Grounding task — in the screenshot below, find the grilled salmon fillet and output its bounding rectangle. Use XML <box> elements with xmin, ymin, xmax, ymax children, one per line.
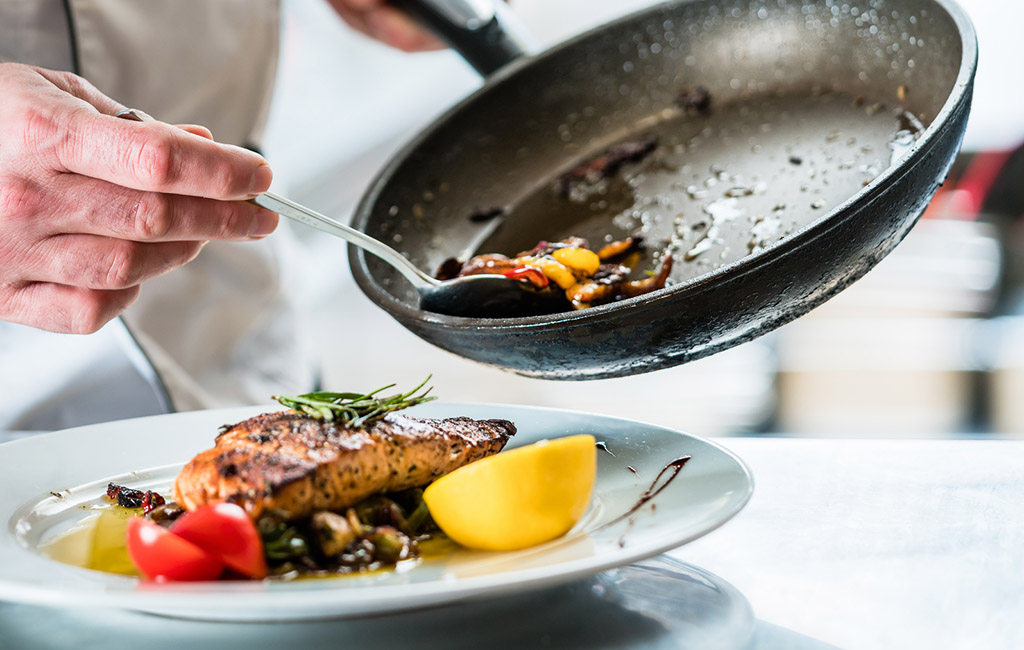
<box><xmin>174</xmin><ymin>411</ymin><xmax>515</xmax><ymax>521</ymax></box>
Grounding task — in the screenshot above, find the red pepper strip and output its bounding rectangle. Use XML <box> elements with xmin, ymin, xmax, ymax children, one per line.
<box><xmin>504</xmin><ymin>266</ymin><xmax>549</xmax><ymax>288</ymax></box>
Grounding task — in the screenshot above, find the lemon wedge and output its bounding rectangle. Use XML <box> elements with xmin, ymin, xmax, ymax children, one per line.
<box><xmin>423</xmin><ymin>434</ymin><xmax>597</xmax><ymax>551</ymax></box>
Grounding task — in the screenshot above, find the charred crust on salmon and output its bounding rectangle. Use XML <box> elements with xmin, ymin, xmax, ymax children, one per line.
<box><xmin>175</xmin><ymin>411</ymin><xmax>515</xmax><ymax>521</ymax></box>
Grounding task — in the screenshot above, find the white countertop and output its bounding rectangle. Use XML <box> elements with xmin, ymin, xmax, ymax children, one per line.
<box><xmin>676</xmin><ymin>437</ymin><xmax>1024</xmax><ymax>649</ymax></box>
<box><xmin>2</xmin><ymin>435</ymin><xmax>1020</xmax><ymax>649</ymax></box>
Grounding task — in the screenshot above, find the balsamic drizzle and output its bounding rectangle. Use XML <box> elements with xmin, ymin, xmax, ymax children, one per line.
<box><xmin>595</xmin><ymin>441</ymin><xmax>615</xmax><ymax>457</ymax></box>
<box><xmin>600</xmin><ymin>455</ymin><xmax>691</xmax><ymax>531</ymax></box>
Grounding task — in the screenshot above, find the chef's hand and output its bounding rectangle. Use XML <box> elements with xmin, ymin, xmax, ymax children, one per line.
<box><xmin>0</xmin><ymin>63</ymin><xmax>278</xmax><ymax>334</ymax></box>
<box><xmin>328</xmin><ymin>0</ymin><xmax>446</xmax><ymax>51</ymax></box>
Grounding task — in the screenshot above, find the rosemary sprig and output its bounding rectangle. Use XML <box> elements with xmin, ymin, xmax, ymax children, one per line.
<box><xmin>273</xmin><ymin>376</ymin><xmax>436</xmax><ymax>427</ymax></box>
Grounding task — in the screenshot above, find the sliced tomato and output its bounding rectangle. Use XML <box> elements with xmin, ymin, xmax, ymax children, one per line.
<box><xmin>125</xmin><ymin>517</ymin><xmax>224</xmax><ymax>582</ymax></box>
<box><xmin>170</xmin><ymin>503</ymin><xmax>267</xmax><ymax>579</ymax></box>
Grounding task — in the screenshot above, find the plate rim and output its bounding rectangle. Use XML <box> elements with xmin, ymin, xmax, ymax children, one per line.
<box><xmin>0</xmin><ymin>402</ymin><xmax>753</xmax><ymax>620</ymax></box>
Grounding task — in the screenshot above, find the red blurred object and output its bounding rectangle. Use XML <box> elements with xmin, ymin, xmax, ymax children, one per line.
<box><xmin>923</xmin><ymin>149</ymin><xmax>1016</xmax><ymax>220</ymax></box>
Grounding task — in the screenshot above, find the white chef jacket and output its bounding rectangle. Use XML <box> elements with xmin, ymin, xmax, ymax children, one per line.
<box><xmin>0</xmin><ymin>0</ymin><xmax>315</xmax><ymax>430</ymax></box>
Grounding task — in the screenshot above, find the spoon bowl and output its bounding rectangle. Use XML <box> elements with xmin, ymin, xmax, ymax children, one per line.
<box><xmin>417</xmin><ymin>274</ymin><xmax>569</xmax><ymax>318</ymax></box>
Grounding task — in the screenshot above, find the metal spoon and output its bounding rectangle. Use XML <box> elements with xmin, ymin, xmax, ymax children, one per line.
<box><xmin>253</xmin><ymin>193</ymin><xmax>567</xmax><ymax>318</ymax></box>
<box><xmin>113</xmin><ymin>108</ymin><xmax>567</xmax><ymax>318</ymax></box>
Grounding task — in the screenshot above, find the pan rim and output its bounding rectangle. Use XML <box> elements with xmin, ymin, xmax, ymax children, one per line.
<box><xmin>350</xmin><ymin>0</ymin><xmax>979</xmax><ymax>332</ymax></box>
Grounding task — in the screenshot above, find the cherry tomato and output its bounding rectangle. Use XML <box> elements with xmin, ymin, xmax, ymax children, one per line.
<box><xmin>125</xmin><ymin>517</ymin><xmax>224</xmax><ymax>582</ymax></box>
<box><xmin>504</xmin><ymin>266</ymin><xmax>549</xmax><ymax>288</ymax></box>
<box><xmin>170</xmin><ymin>503</ymin><xmax>268</xmax><ymax>579</ymax></box>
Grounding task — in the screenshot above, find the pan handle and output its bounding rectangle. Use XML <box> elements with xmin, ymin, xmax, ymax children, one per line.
<box><xmin>394</xmin><ymin>0</ymin><xmax>534</xmax><ymax>76</ymax></box>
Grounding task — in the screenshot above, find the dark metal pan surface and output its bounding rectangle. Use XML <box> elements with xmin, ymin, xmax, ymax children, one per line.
<box><xmin>350</xmin><ymin>0</ymin><xmax>977</xmax><ymax>379</ymax></box>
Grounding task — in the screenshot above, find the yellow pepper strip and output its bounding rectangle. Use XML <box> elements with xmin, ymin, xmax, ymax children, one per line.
<box><xmin>552</xmin><ymin>247</ymin><xmax>601</xmax><ymax>276</ymax></box>
<box><xmin>520</xmin><ymin>256</ymin><xmax>577</xmax><ymax>289</ymax></box>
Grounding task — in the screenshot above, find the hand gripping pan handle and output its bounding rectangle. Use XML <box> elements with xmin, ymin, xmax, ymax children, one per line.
<box><xmin>394</xmin><ymin>0</ymin><xmax>535</xmax><ymax>75</ymax></box>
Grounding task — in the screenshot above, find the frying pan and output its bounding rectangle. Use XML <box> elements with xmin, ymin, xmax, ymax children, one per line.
<box><xmin>349</xmin><ymin>0</ymin><xmax>977</xmax><ymax>379</ymax></box>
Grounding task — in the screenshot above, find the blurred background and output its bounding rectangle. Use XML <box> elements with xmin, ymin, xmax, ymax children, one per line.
<box><xmin>262</xmin><ymin>0</ymin><xmax>1024</xmax><ymax>438</ymax></box>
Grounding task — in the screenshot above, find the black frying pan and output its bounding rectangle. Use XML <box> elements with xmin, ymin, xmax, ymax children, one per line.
<box><xmin>350</xmin><ymin>0</ymin><xmax>977</xmax><ymax>379</ymax></box>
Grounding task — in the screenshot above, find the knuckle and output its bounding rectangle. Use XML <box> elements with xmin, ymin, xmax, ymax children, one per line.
<box><xmin>98</xmin><ymin>241</ymin><xmax>144</xmax><ymax>289</ymax></box>
<box><xmin>71</xmin><ymin>288</ymin><xmax>138</xmax><ymax>334</ymax></box>
<box><xmin>47</xmin><ymin>69</ymin><xmax>91</xmax><ymax>100</ymax></box>
<box><xmin>0</xmin><ymin>285</ymin><xmax>20</xmax><ymax>323</ymax></box>
<box><xmin>128</xmin><ymin>131</ymin><xmax>176</xmax><ymax>189</ymax></box>
<box><xmin>17</xmin><ymin>102</ymin><xmax>63</xmax><ymax>153</ymax></box>
<box><xmin>215</xmin><ymin>203</ymin><xmax>247</xmax><ymax>239</ymax></box>
<box><xmin>0</xmin><ymin>284</ymin><xmax>46</xmax><ymax>331</ymax></box>
<box><xmin>0</xmin><ymin>177</ymin><xmax>40</xmax><ymax>219</ymax></box>
<box><xmin>2</xmin><ymin>66</ymin><xmax>91</xmax><ymax>155</ymax></box>
<box><xmin>58</xmin><ymin>71</ymin><xmax>96</xmax><ymax>99</ymax></box>
<box><xmin>130</xmin><ymin>193</ymin><xmax>173</xmax><ymax>240</ymax></box>
<box><xmin>71</xmin><ymin>297</ymin><xmax>107</xmax><ymax>334</ymax></box>
<box><xmin>177</xmin><ymin>240</ymin><xmax>204</xmax><ymax>265</ymax></box>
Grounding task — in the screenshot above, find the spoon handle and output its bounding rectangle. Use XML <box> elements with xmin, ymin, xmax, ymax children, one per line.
<box><xmin>252</xmin><ymin>193</ymin><xmax>436</xmax><ymax>289</ymax></box>
<box><xmin>113</xmin><ymin>108</ymin><xmax>436</xmax><ymax>290</ymax></box>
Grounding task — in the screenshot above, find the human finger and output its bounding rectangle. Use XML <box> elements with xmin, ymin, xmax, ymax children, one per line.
<box><xmin>28</xmin><ymin>66</ymin><xmax>245</xmax><ymax>193</ymax></box>
<box><xmin>330</xmin><ymin>2</ymin><xmax>445</xmax><ymax>52</ymax></box>
<box><xmin>36</xmin><ymin>174</ymin><xmax>278</xmax><ymax>242</ymax></box>
<box><xmin>49</xmin><ymin>114</ymin><xmax>273</xmax><ymax>201</ymax></box>
<box><xmin>31</xmin><ymin>68</ymin><xmax>218</xmax><ymax>149</ymax></box>
<box><xmin>0</xmin><ymin>281</ymin><xmax>140</xmax><ymax>335</ymax></box>
<box><xmin>365</xmin><ymin>6</ymin><xmax>446</xmax><ymax>52</ymax></box>
<box><xmin>24</xmin><ymin>234</ymin><xmax>204</xmax><ymax>291</ymax></box>
<box><xmin>31</xmin><ymin>66</ymin><xmax>128</xmax><ymax>117</ymax></box>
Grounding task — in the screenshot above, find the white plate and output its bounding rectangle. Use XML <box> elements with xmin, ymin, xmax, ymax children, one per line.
<box><xmin>0</xmin><ymin>403</ymin><xmax>752</xmax><ymax>621</ymax></box>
